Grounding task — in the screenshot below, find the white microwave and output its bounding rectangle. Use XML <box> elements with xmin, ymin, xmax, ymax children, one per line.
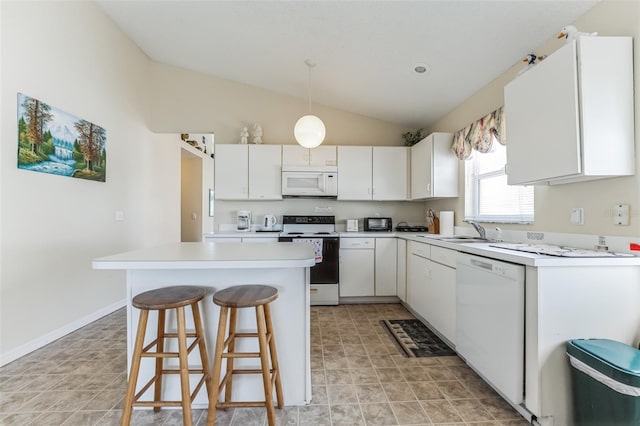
<box><xmin>281</xmin><ymin>166</ymin><xmax>338</xmax><ymax>198</ymax></box>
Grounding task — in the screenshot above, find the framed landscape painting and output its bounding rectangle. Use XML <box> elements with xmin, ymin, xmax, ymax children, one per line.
<box><xmin>17</xmin><ymin>93</ymin><xmax>107</xmax><ymax>182</ymax></box>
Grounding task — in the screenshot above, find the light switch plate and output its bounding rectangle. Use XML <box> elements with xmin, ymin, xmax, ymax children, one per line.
<box><xmin>570</xmin><ymin>208</ymin><xmax>584</xmax><ymax>225</ymax></box>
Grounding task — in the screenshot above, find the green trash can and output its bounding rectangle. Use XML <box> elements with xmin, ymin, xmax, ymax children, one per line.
<box><xmin>567</xmin><ymin>339</ymin><xmax>640</xmax><ymax>425</ymax></box>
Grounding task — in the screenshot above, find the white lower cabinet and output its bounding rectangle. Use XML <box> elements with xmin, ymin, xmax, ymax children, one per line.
<box><xmin>375</xmin><ymin>238</ymin><xmax>397</xmax><ymax>296</ymax></box>
<box><xmin>396</xmin><ymin>239</ymin><xmax>407</xmax><ymax>302</ymax></box>
<box><xmin>339</xmin><ymin>238</ymin><xmax>375</xmax><ymax>297</ymax></box>
<box><xmin>407</xmin><ymin>241</ymin><xmax>430</xmax><ymax>320</ymax></box>
<box><xmin>426</xmin><ymin>249</ymin><xmax>456</xmax><ymax>345</ymax></box>
<box><xmin>406</xmin><ymin>241</ymin><xmax>456</xmax><ymax>345</ymax></box>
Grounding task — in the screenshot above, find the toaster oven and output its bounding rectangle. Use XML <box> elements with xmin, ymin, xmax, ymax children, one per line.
<box><xmin>364</xmin><ymin>217</ymin><xmax>392</xmax><ymax>232</ymax></box>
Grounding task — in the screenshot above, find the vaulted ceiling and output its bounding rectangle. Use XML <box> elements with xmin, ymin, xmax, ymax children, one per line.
<box><xmin>97</xmin><ymin>1</ymin><xmax>599</xmax><ymax>129</ymax></box>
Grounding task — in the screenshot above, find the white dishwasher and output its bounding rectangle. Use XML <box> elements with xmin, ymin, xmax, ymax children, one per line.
<box><xmin>456</xmin><ymin>253</ymin><xmax>525</xmax><ymax>405</ymax></box>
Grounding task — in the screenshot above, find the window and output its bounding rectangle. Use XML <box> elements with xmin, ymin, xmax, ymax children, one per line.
<box><xmin>464</xmin><ymin>141</ymin><xmax>534</xmax><ymax>223</ymax></box>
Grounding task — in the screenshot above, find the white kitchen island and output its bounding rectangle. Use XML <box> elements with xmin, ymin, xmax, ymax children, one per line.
<box><xmin>92</xmin><ymin>242</ymin><xmax>316</xmax><ymax>408</ymax></box>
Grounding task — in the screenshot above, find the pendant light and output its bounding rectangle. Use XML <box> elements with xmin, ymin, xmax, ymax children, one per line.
<box><xmin>294</xmin><ymin>60</ymin><xmax>326</xmax><ymax>148</ymax></box>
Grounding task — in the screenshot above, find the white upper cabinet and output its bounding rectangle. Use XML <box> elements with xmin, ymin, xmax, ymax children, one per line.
<box><xmin>338</xmin><ymin>146</ymin><xmax>409</xmax><ymax>200</ymax></box>
<box><xmin>504</xmin><ymin>37</ymin><xmax>634</xmax><ymax>185</ymax></box>
<box><xmin>282</xmin><ymin>145</ymin><xmax>337</xmax><ymax>167</ymax></box>
<box><xmin>373</xmin><ymin>147</ymin><xmax>409</xmax><ymax>200</ymax></box>
<box><xmin>248</xmin><ymin>145</ymin><xmax>282</xmax><ymax>199</ymax></box>
<box><xmin>214</xmin><ymin>145</ymin><xmax>249</xmax><ymax>199</ymax></box>
<box><xmin>337</xmin><ymin>146</ymin><xmax>372</xmax><ymax>200</ymax></box>
<box><xmin>410</xmin><ymin>133</ymin><xmax>458</xmax><ymax>199</ymax></box>
<box><xmin>215</xmin><ymin>145</ymin><xmax>282</xmax><ymax>200</ymax></box>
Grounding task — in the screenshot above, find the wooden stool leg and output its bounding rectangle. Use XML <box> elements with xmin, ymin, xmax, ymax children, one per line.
<box><xmin>191</xmin><ymin>301</ymin><xmax>212</xmax><ymax>396</ymax></box>
<box><xmin>224</xmin><ymin>307</ymin><xmax>238</xmax><ymax>405</ymax></box>
<box><xmin>264</xmin><ymin>303</ymin><xmax>283</xmax><ymax>408</ymax></box>
<box><xmin>153</xmin><ymin>309</ymin><xmax>166</xmax><ymax>412</ymax></box>
<box><xmin>207</xmin><ymin>306</ymin><xmax>229</xmax><ymax>426</ymax></box>
<box><xmin>176</xmin><ymin>306</ymin><xmax>193</xmax><ymax>426</ymax></box>
<box><xmin>256</xmin><ymin>305</ymin><xmax>276</xmax><ymax>426</ymax></box>
<box><xmin>121</xmin><ymin>309</ymin><xmax>149</xmax><ymax>426</ymax></box>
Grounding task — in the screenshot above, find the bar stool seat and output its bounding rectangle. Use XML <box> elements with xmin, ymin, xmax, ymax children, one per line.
<box><xmin>207</xmin><ymin>285</ymin><xmax>283</xmax><ymax>426</ymax></box>
<box><xmin>121</xmin><ymin>286</ymin><xmax>211</xmax><ymax>426</ymax></box>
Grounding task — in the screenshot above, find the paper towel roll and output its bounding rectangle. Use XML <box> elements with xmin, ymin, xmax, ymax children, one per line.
<box><xmin>439</xmin><ymin>211</ymin><xmax>454</xmax><ymax>236</ymax></box>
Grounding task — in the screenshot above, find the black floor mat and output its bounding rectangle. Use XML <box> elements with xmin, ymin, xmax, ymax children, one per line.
<box><xmin>381</xmin><ymin>319</ymin><xmax>456</xmax><ymax>358</ymax></box>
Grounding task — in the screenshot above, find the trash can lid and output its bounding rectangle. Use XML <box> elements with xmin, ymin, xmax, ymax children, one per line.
<box><xmin>567</xmin><ymin>339</ymin><xmax>640</xmax><ymax>388</ymax></box>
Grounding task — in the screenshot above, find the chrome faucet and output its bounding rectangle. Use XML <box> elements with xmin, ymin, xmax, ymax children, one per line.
<box><xmin>467</xmin><ymin>220</ymin><xmax>486</xmax><ymax>240</ymax></box>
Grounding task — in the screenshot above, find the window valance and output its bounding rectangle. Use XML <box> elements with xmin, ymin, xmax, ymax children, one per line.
<box><xmin>451</xmin><ymin>106</ymin><xmax>505</xmax><ymax>160</ymax></box>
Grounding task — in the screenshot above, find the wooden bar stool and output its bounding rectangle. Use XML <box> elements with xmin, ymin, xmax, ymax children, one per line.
<box><xmin>121</xmin><ymin>286</ymin><xmax>211</xmax><ymax>426</ymax></box>
<box><xmin>206</xmin><ymin>285</ymin><xmax>283</xmax><ymax>426</ymax></box>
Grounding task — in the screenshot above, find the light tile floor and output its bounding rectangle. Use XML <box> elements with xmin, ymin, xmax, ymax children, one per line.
<box><xmin>0</xmin><ymin>304</ymin><xmax>529</xmax><ymax>425</ymax></box>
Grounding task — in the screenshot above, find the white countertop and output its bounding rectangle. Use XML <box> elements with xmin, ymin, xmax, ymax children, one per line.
<box><xmin>198</xmin><ymin>231</ymin><xmax>640</xmax><ymax>267</ymax></box>
<box><xmin>93</xmin><ymin>242</ymin><xmax>316</xmax><ymax>270</ymax></box>
<box><xmin>397</xmin><ymin>234</ymin><xmax>640</xmax><ymax>267</ymax></box>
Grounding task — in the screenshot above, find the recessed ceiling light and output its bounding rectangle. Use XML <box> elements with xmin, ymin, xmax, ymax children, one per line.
<box><xmin>413</xmin><ymin>63</ymin><xmax>431</xmax><ymax>74</ymax></box>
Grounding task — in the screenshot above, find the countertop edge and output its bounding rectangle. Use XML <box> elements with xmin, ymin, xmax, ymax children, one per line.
<box><xmin>92</xmin><ymin>242</ymin><xmax>316</xmax><ymax>270</ymax></box>
<box><xmin>396</xmin><ymin>235</ymin><xmax>640</xmax><ymax>267</ymax></box>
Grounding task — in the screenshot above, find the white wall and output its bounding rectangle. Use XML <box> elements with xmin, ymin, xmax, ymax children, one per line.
<box><xmin>426</xmin><ymin>0</ymin><xmax>640</xmax><ymax>238</ymax></box>
<box><xmin>0</xmin><ymin>2</ymin><xmax>178</xmax><ymax>363</ymax></box>
<box><xmin>181</xmin><ymin>154</ymin><xmax>203</xmax><ymax>242</ymax></box>
<box><xmin>146</xmin><ymin>62</ymin><xmax>410</xmax><ymax>147</ymax></box>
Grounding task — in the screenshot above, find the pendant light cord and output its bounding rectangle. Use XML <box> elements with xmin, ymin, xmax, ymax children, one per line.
<box><xmin>305</xmin><ymin>59</ymin><xmax>316</xmax><ymax>114</ymax></box>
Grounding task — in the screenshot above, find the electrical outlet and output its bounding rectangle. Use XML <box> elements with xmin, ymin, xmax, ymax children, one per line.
<box><xmin>613</xmin><ymin>204</ymin><xmax>630</xmax><ymax>226</ymax></box>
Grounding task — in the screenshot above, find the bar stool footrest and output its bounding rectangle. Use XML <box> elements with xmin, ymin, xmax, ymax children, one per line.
<box><xmin>216</xmin><ymin>401</ymin><xmax>278</xmax><ymax>409</ymax></box>
<box><xmin>134</xmin><ymin>371</ymin><xmax>209</xmax><ymax>404</ymax></box>
<box><xmin>142</xmin><ymin>336</ymin><xmax>202</xmax><ymax>358</ymax></box>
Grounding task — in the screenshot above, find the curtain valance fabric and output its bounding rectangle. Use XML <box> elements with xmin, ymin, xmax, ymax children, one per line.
<box><xmin>451</xmin><ymin>106</ymin><xmax>505</xmax><ymax>160</ymax></box>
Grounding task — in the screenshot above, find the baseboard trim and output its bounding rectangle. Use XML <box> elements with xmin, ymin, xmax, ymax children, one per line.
<box><xmin>339</xmin><ymin>296</ymin><xmax>400</xmax><ymax>304</ymax></box>
<box><xmin>0</xmin><ymin>299</ymin><xmax>126</xmax><ymax>367</ymax></box>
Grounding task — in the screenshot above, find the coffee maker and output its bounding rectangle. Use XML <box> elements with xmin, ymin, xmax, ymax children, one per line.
<box><xmin>237</xmin><ymin>210</ymin><xmax>251</xmax><ymax>232</ymax></box>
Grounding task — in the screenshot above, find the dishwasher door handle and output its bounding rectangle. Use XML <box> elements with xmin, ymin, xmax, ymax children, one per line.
<box><xmin>470</xmin><ymin>258</ymin><xmax>493</xmax><ymax>271</ymax></box>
